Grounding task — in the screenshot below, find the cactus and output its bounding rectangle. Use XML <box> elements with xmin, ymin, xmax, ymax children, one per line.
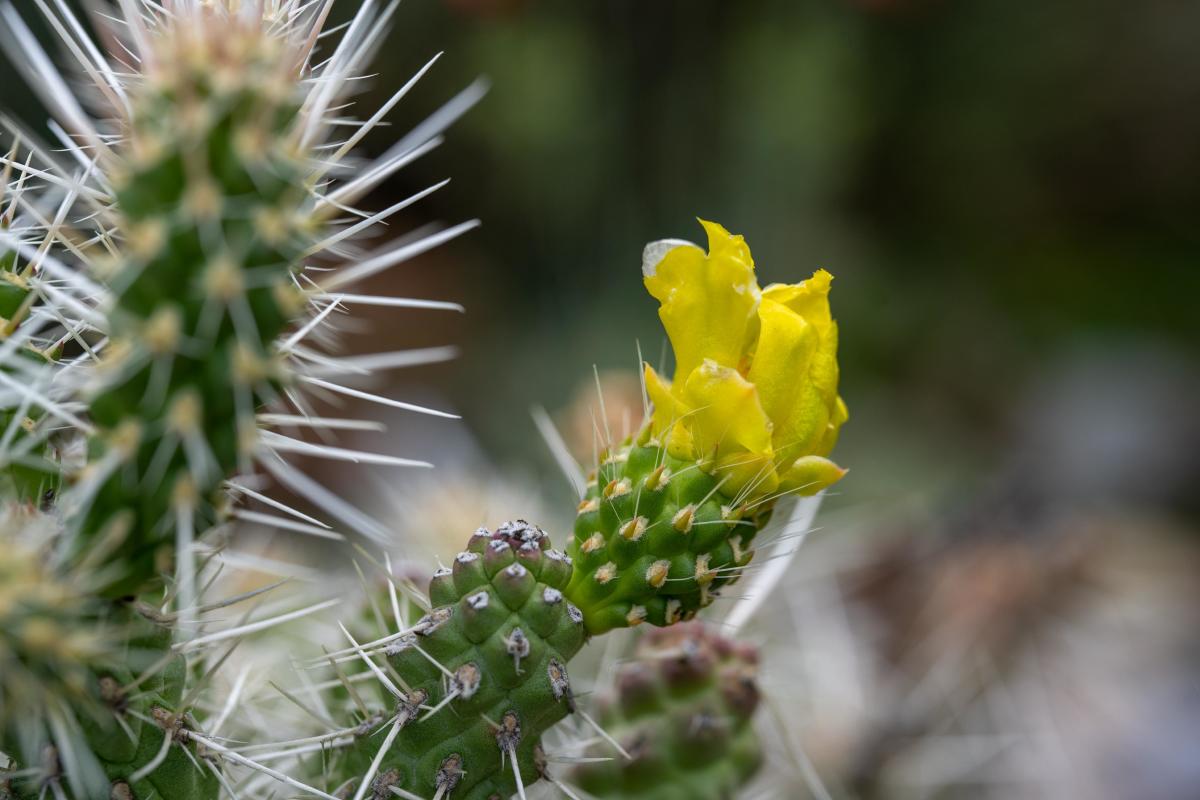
<box><xmin>0</xmin><ymin>2</ymin><xmax>848</xmax><ymax>798</ymax></box>
<box><xmin>572</xmin><ymin>623</ymin><xmax>763</xmax><ymax>800</ymax></box>
<box><xmin>320</xmin><ymin>522</ymin><xmax>585</xmax><ymax>799</ymax></box>
<box><xmin>0</xmin><ymin>0</ymin><xmax>475</xmax><ymax>797</ymax></box>
<box><xmin>564</xmin><ymin>221</ymin><xmax>848</xmax><ymax>633</ymax></box>
<box><xmin>247</xmin><ymin>219</ymin><xmax>848</xmax><ymax>798</ymax></box>
<box><xmin>71</xmin><ymin>9</ymin><xmax>316</xmax><ymax>594</ymax></box>
<box><xmin>0</xmin><ymin>507</ymin><xmax>217</xmax><ymax>800</ymax></box>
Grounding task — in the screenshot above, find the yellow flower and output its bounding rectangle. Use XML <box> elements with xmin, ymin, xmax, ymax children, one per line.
<box><xmin>642</xmin><ymin>220</ymin><xmax>848</xmax><ymax>499</ymax></box>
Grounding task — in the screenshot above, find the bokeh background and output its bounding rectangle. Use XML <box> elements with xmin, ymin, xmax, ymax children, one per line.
<box><xmin>7</xmin><ymin>0</ymin><xmax>1199</xmax><ymax>797</ymax></box>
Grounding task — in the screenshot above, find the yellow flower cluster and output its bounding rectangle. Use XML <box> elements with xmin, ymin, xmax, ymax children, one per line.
<box><xmin>642</xmin><ymin>220</ymin><xmax>848</xmax><ymax>500</ymax></box>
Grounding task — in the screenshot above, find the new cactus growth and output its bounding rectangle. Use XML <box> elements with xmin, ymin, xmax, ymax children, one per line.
<box><xmin>565</xmin><ymin>221</ymin><xmax>848</xmax><ymax>632</ymax></box>
<box><xmin>572</xmin><ymin>623</ymin><xmax>763</xmax><ymax>800</ymax></box>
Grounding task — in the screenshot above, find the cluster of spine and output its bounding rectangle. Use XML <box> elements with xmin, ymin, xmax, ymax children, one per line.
<box><xmin>46</xmin><ymin>615</ymin><xmax>217</xmax><ymax>800</ymax></box>
<box><xmin>572</xmin><ymin>623</ymin><xmax>763</xmax><ymax>800</ymax></box>
<box><xmin>321</xmin><ymin>522</ymin><xmax>586</xmax><ymax>799</ymax></box>
<box><xmin>0</xmin><ymin>510</ymin><xmax>108</xmax><ymax>748</ymax></box>
<box><xmin>0</xmin><ymin>508</ymin><xmax>215</xmax><ymax>800</ymax></box>
<box><xmin>564</xmin><ymin>432</ymin><xmax>766</xmax><ymax>634</ymax></box>
<box><xmin>0</xmin><ymin>159</ymin><xmax>64</xmax><ymax>505</ymax></box>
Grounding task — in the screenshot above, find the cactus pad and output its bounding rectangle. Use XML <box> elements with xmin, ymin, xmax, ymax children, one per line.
<box><xmin>564</xmin><ymin>438</ymin><xmax>767</xmax><ymax>634</ymax></box>
<box><xmin>326</xmin><ymin>521</ymin><xmax>586</xmax><ymax>799</ymax></box>
<box><xmin>572</xmin><ymin>623</ymin><xmax>762</xmax><ymax>800</ymax></box>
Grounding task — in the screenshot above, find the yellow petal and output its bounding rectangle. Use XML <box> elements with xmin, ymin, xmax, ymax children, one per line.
<box><xmin>779</xmin><ymin>455</ymin><xmax>847</xmax><ymax>496</ymax></box>
<box><xmin>643</xmin><ymin>363</ymin><xmax>690</xmax><ymax>438</ymax></box>
<box><xmin>762</xmin><ymin>269</ymin><xmax>833</xmax><ymax>334</ymax></box>
<box><xmin>747</xmin><ymin>297</ymin><xmax>818</xmax><ymax>432</ymax></box>
<box><xmin>763</xmin><ymin>314</ymin><xmax>840</xmax><ymax>460</ymax></box>
<box><xmin>644</xmin><ymin>220</ymin><xmax>759</xmax><ymax>380</ymax></box>
<box><xmin>814</xmin><ymin>395</ymin><xmax>849</xmax><ymax>457</ymax></box>
<box><xmin>715</xmin><ymin>451</ymin><xmax>779</xmax><ymax>499</ymax></box>
<box><xmin>665</xmin><ymin>420</ymin><xmax>695</xmax><ymax>461</ymax></box>
<box><xmin>682</xmin><ymin>359</ymin><xmax>773</xmax><ymax>459</ymax></box>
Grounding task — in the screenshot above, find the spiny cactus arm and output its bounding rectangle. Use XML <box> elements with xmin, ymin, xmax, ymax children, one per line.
<box><xmin>317</xmin><ymin>522</ymin><xmax>586</xmax><ymax>800</ymax></box>
<box><xmin>0</xmin><ymin>507</ymin><xmax>223</xmax><ymax>800</ymax></box>
<box><xmin>564</xmin><ymin>220</ymin><xmax>848</xmax><ymax>633</ymax></box>
<box><xmin>571</xmin><ymin>623</ymin><xmax>763</xmax><ymax>800</ymax></box>
<box><xmin>0</xmin><ymin>0</ymin><xmax>475</xmax><ymax>597</ymax></box>
<box><xmin>1</xmin><ymin>0</ymin><xmax>478</xmax><ymax>796</ymax></box>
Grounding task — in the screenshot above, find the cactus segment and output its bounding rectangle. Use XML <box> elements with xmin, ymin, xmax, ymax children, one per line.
<box><xmin>564</xmin><ymin>439</ymin><xmax>766</xmax><ymax>634</ymax></box>
<box><xmin>564</xmin><ymin>221</ymin><xmax>849</xmax><ymax>633</ymax></box>
<box><xmin>1</xmin><ymin>510</ymin><xmax>217</xmax><ymax>800</ymax></box>
<box><xmin>73</xmin><ymin>18</ymin><xmax>314</xmax><ymax>595</ymax></box>
<box><xmin>324</xmin><ymin>522</ymin><xmax>585</xmax><ymax>800</ymax></box>
<box><xmin>572</xmin><ymin>623</ymin><xmax>762</xmax><ymax>800</ymax></box>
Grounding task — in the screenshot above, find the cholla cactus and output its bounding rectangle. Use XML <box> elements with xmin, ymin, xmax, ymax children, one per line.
<box><xmin>572</xmin><ymin>623</ymin><xmax>763</xmax><ymax>800</ymax></box>
<box><xmin>0</xmin><ymin>0</ymin><xmax>475</xmax><ymax>797</ymax></box>
<box><xmin>0</xmin><ymin>1</ymin><xmax>848</xmax><ymax>797</ymax></box>
<box><xmin>319</xmin><ymin>522</ymin><xmax>585</xmax><ymax>799</ymax></box>
<box><xmin>268</xmin><ymin>223</ymin><xmax>846</xmax><ymax>799</ymax></box>
<box><xmin>565</xmin><ymin>221</ymin><xmax>848</xmax><ymax>632</ymax></box>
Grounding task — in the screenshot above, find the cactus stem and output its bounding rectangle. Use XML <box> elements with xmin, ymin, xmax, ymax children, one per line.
<box><xmin>129</xmin><ymin>727</ymin><xmax>175</xmax><ymax>783</ymax></box>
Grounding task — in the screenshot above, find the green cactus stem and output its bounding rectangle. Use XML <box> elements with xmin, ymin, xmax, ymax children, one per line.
<box><xmin>572</xmin><ymin>623</ymin><xmax>763</xmax><ymax>800</ymax></box>
<box><xmin>0</xmin><ymin>509</ymin><xmax>218</xmax><ymax>800</ymax></box>
<box><xmin>564</xmin><ymin>434</ymin><xmax>766</xmax><ymax>634</ymax></box>
<box><xmin>72</xmin><ymin>23</ymin><xmax>313</xmax><ymax>596</ymax></box>
<box><xmin>323</xmin><ymin>521</ymin><xmax>586</xmax><ymax>800</ymax></box>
